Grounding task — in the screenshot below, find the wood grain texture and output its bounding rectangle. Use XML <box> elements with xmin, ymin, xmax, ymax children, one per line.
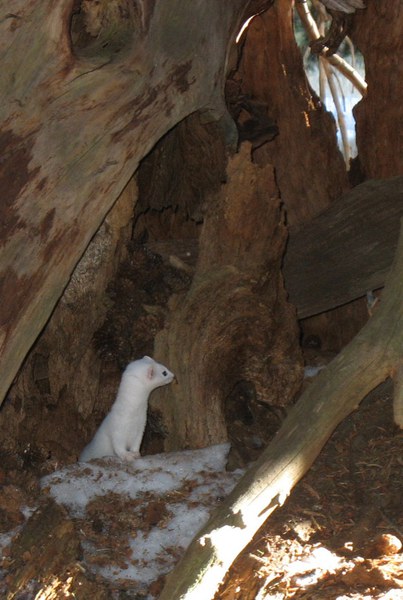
<box><xmin>154</xmin><ymin>145</ymin><xmax>303</xmax><ymax>453</ymax></box>
<box><xmin>284</xmin><ymin>176</ymin><xmax>403</xmax><ymax>317</ymax></box>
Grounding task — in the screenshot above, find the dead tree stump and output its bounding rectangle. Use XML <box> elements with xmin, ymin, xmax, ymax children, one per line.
<box><xmin>154</xmin><ymin>144</ymin><xmax>303</xmax><ymax>458</ymax></box>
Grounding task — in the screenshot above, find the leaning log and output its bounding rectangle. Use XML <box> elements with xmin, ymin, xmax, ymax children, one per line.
<box><xmin>159</xmin><ymin>217</ymin><xmax>403</xmax><ymax>599</ymax></box>
<box><xmin>0</xmin><ymin>0</ymin><xmax>245</xmax><ymax>406</ymax></box>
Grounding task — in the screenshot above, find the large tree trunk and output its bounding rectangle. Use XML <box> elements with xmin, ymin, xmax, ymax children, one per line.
<box><xmin>159</xmin><ymin>217</ymin><xmax>403</xmax><ymax>600</ymax></box>
<box><xmin>152</xmin><ymin>0</ymin><xmax>357</xmax><ymax>459</ymax></box>
<box><xmin>0</xmin><ymin>0</ymin><xmax>246</xmax><ymax>406</ymax></box>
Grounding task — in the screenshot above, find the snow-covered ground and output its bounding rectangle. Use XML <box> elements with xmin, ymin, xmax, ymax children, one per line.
<box><xmin>40</xmin><ymin>443</ymin><xmax>243</xmax><ymax>596</ymax></box>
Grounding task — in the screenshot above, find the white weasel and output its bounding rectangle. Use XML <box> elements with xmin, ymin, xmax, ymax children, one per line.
<box><xmin>79</xmin><ymin>356</ymin><xmax>174</xmax><ymax>462</ymax></box>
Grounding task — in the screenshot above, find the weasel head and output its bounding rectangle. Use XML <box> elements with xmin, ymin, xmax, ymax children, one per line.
<box><xmin>123</xmin><ymin>356</ymin><xmax>175</xmax><ymax>391</ymax></box>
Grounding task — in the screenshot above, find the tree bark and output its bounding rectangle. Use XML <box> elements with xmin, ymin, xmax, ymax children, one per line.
<box><xmin>0</xmin><ymin>180</ymin><xmax>136</xmax><ymax>462</ymax></box>
<box><xmin>0</xmin><ymin>0</ymin><xmax>245</xmax><ymax>406</ymax></box>
<box><xmin>159</xmin><ymin>216</ymin><xmax>403</xmax><ymax>599</ymax></box>
<box><xmin>352</xmin><ymin>0</ymin><xmax>403</xmax><ymax>179</ymax></box>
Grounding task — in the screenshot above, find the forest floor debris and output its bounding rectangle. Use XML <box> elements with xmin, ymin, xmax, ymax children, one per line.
<box><xmin>216</xmin><ymin>379</ymin><xmax>403</xmax><ymax>599</ymax></box>
<box><xmin>0</xmin><ymin>380</ymin><xmax>402</xmax><ymax>599</ymax></box>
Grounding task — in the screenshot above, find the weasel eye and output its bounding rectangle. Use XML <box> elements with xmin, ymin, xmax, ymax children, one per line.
<box><xmin>162</xmin><ymin>370</ymin><xmax>167</xmax><ymax>376</ymax></box>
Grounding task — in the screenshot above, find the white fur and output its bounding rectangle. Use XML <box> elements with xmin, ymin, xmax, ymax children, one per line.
<box><xmin>79</xmin><ymin>356</ymin><xmax>174</xmax><ymax>462</ymax></box>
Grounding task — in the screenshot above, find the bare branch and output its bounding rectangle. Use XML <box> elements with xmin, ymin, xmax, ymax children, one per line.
<box><xmin>322</xmin><ymin>58</ymin><xmax>351</xmax><ymax>162</ymax></box>
<box><xmin>295</xmin><ymin>0</ymin><xmax>367</xmax><ymax>95</ymax></box>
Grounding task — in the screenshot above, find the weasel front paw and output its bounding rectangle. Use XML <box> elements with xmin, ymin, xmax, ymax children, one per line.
<box><xmin>117</xmin><ymin>450</ymin><xmax>140</xmax><ymax>461</ymax></box>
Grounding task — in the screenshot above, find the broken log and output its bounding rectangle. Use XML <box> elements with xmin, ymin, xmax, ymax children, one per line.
<box><xmin>159</xmin><ymin>217</ymin><xmax>403</xmax><ymax>599</ymax></box>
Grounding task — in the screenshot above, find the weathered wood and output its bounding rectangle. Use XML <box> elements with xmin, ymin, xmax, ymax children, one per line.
<box><xmin>0</xmin><ymin>181</ymin><xmax>136</xmax><ymax>462</ymax></box>
<box><xmin>236</xmin><ymin>0</ymin><xmax>349</xmax><ymax>226</ymax></box>
<box><xmin>159</xmin><ymin>217</ymin><xmax>403</xmax><ymax>600</ymax></box>
<box><xmin>284</xmin><ymin>176</ymin><xmax>403</xmax><ymax>318</ymax></box>
<box><xmin>0</xmin><ymin>0</ymin><xmax>245</xmax><ymax>406</ymax></box>
<box><xmin>154</xmin><ymin>144</ymin><xmax>303</xmax><ymax>455</ymax></box>
<box><xmin>147</xmin><ymin>177</ymin><xmax>403</xmax><ymax>319</ymax></box>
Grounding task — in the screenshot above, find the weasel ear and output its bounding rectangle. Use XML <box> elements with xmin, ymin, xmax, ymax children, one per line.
<box><xmin>146</xmin><ymin>366</ymin><xmax>155</xmax><ymax>380</ymax></box>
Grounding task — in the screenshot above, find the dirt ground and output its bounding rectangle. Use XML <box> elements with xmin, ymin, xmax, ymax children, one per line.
<box><xmin>0</xmin><ymin>380</ymin><xmax>402</xmax><ymax>599</ymax></box>
<box><xmin>217</xmin><ymin>379</ymin><xmax>403</xmax><ymax>599</ymax></box>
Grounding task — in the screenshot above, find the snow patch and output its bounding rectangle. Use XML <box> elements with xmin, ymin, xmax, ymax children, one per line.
<box><xmin>40</xmin><ymin>443</ymin><xmax>243</xmax><ymax>596</ymax></box>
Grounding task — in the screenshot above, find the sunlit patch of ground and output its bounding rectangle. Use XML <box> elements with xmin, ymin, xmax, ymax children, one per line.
<box><xmin>217</xmin><ymin>380</ymin><xmax>403</xmax><ymax>599</ymax></box>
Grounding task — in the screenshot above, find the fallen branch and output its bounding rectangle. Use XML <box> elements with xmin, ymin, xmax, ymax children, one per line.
<box><xmin>159</xmin><ymin>218</ymin><xmax>403</xmax><ymax>599</ymax></box>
